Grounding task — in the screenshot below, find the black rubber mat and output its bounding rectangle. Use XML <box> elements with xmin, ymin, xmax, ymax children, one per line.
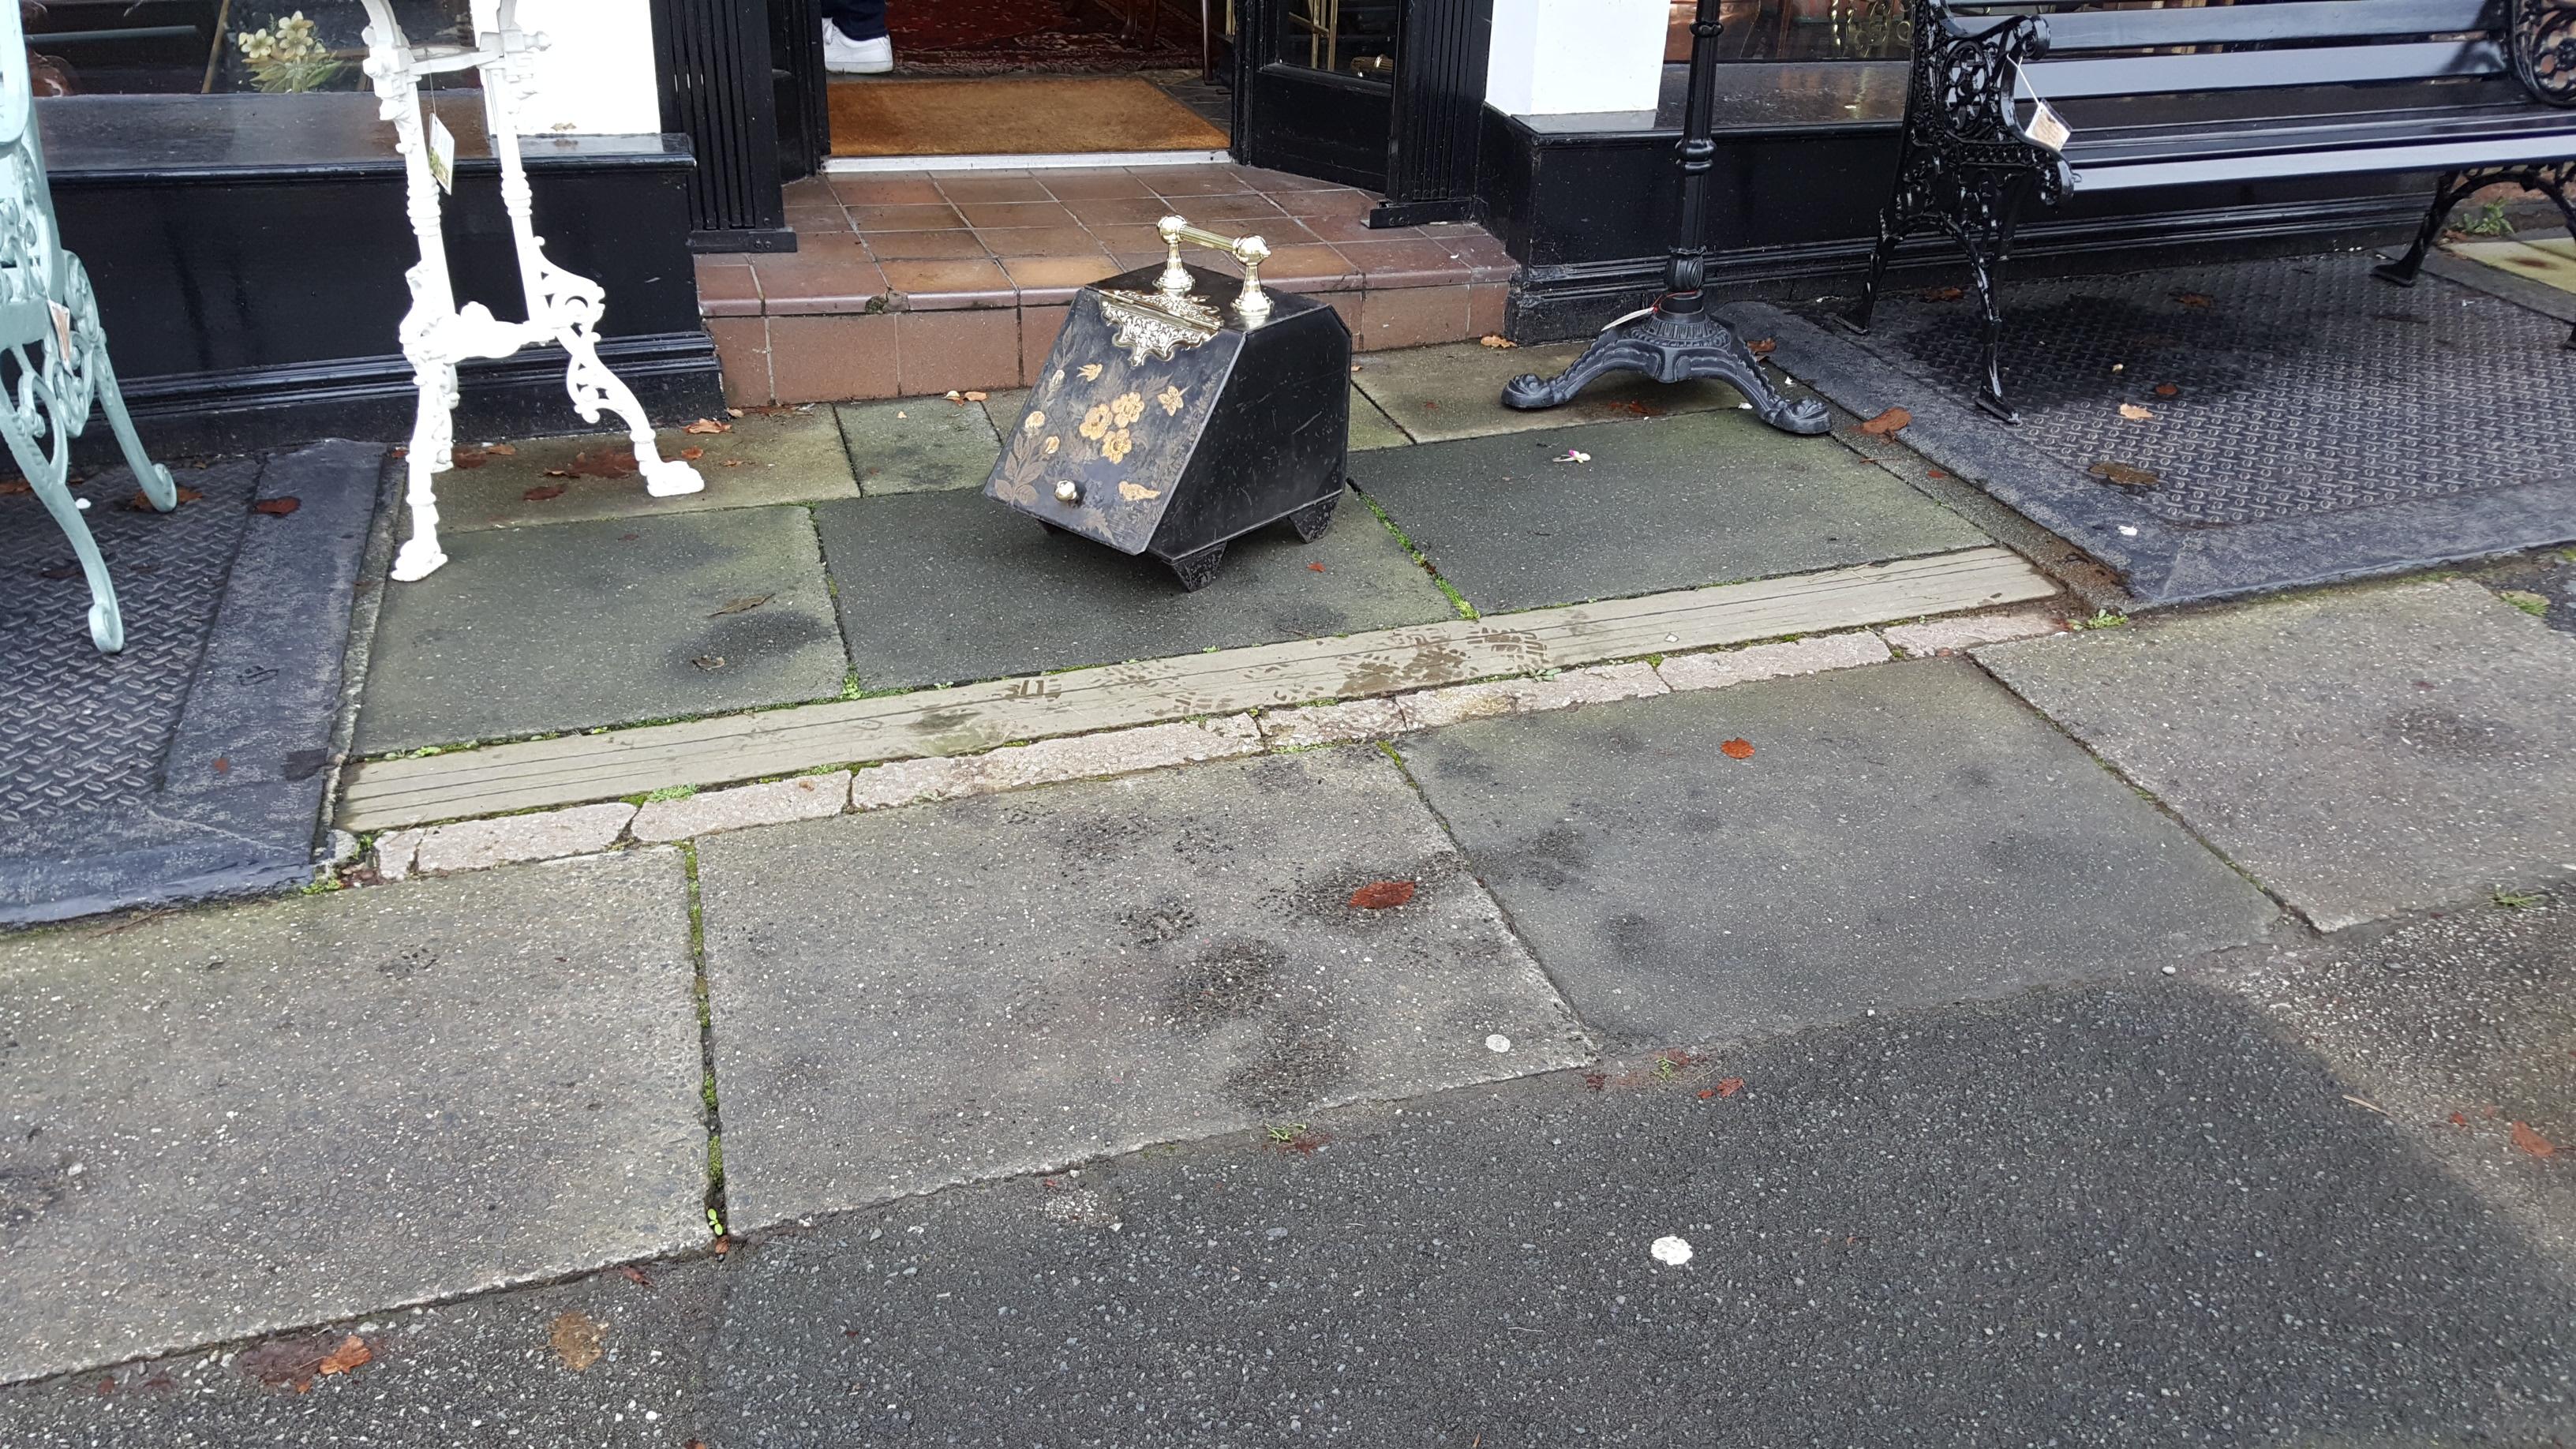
<box><xmin>0</xmin><ymin>441</ymin><xmax>383</xmax><ymax>924</ymax></box>
<box><xmin>1739</xmin><ymin>251</ymin><xmax>2576</xmax><ymax>604</ymax></box>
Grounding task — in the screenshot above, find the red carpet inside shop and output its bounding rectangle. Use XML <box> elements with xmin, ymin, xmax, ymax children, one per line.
<box><xmin>889</xmin><ymin>0</ymin><xmax>1204</xmax><ymax>73</ymax></box>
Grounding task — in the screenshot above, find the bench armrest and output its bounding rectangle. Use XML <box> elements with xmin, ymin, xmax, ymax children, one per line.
<box><xmin>1898</xmin><ymin>2</ymin><xmax>2072</xmax><ymax>200</ymax></box>
<box><xmin>2512</xmin><ymin>0</ymin><xmax>2576</xmax><ymax>107</ymax></box>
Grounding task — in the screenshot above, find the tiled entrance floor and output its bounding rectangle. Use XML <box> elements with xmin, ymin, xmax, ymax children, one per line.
<box><xmin>698</xmin><ymin>163</ymin><xmax>1517</xmax><ymax>406</ymax></box>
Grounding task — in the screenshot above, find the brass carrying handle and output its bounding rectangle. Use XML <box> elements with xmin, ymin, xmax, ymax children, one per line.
<box><xmin>1155</xmin><ymin>215</ymin><xmax>1273</xmax><ymax>323</ymax></box>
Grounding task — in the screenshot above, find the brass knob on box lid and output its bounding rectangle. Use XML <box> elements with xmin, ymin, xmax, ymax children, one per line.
<box><xmin>1054</xmin><ymin>479</ymin><xmax>1081</xmax><ymax>503</ymax></box>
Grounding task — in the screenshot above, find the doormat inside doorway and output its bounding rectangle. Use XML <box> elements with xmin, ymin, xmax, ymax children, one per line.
<box><xmin>829</xmin><ymin>76</ymin><xmax>1228</xmax><ymax>157</ymax></box>
<box><xmin>888</xmin><ymin>0</ymin><xmax>1204</xmax><ymax>75</ymax></box>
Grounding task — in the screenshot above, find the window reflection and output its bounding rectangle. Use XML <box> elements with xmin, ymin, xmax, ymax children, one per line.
<box><xmin>22</xmin><ymin>0</ymin><xmax>466</xmax><ymax>96</ymax></box>
<box><xmin>1277</xmin><ymin>0</ymin><xmax>1397</xmax><ymax>81</ymax></box>
<box><xmin>1671</xmin><ymin>0</ymin><xmax>1913</xmax><ymax>63</ymax></box>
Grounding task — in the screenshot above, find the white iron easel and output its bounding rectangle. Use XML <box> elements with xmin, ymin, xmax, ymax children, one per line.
<box><xmin>357</xmin><ymin>0</ymin><xmax>702</xmax><ymax>582</ymax></box>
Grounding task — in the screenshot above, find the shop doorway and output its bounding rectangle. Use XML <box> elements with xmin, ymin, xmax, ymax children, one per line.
<box><xmin>825</xmin><ymin>1</ymin><xmax>1230</xmax><ymax>167</ymax></box>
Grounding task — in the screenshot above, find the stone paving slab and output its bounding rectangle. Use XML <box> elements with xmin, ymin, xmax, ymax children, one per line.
<box><xmin>2454</xmin><ymin>238</ymin><xmax>2576</xmax><ymax>297</ymax></box>
<box><xmin>429</xmin><ymin>411</ymin><xmax>856</xmax><ymax>532</ymax></box>
<box><xmin>1350</xmin><ymin>339</ymin><xmax>1750</xmax><ymax>443</ymax></box>
<box><xmin>1399</xmin><ymin>660</ymin><xmax>2278</xmax><ymax>1043</ymax></box>
<box><xmin>812</xmin><ymin>486</ymin><xmax>1457</xmax><ymax>691</ymax></box>
<box><xmin>1354</xmin><ymin>410</ymin><xmax>1990</xmax><ymax>614</ymax></box>
<box><xmin>0</xmin><ymin>850</ymin><xmax>705</xmax><ymax>1386</ymax></box>
<box><xmin>36</xmin><ymin>983</ymin><xmax>2569</xmax><ymax>1443</ymax></box>
<box><xmin>1347</xmin><ymin>385</ymin><xmax>1411</xmax><ymax>451</ymax></box>
<box><xmin>356</xmin><ymin>504</ymin><xmax>849</xmax><ymax>753</ymax></box>
<box><xmin>1979</xmin><ymin>580</ymin><xmax>2576</xmax><ymax>931</ymax></box>
<box><xmin>834</xmin><ymin>396</ymin><xmax>1003</xmax><ymax>494</ymax></box>
<box><xmin>695</xmin><ymin>747</ymin><xmax>1590</xmax><ymax>1230</ymax></box>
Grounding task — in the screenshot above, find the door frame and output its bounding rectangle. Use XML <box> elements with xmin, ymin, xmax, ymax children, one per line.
<box><xmin>1231</xmin><ymin>0</ymin><xmax>1491</xmax><ymax>225</ymax></box>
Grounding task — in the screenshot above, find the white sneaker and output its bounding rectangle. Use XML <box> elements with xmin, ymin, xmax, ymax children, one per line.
<box><xmin>822</xmin><ymin>24</ymin><xmax>893</xmax><ymax>74</ymax></box>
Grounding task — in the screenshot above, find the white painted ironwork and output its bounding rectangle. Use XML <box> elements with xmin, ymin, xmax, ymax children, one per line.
<box><xmin>358</xmin><ymin>0</ymin><xmax>702</xmax><ymax>583</ymax></box>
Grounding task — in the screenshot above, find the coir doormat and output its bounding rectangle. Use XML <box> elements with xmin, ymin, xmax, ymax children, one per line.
<box><xmin>829</xmin><ymin>76</ymin><xmax>1227</xmax><ymax>157</ymax></box>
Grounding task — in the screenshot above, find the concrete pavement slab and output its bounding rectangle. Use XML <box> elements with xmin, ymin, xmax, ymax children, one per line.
<box><xmin>1400</xmin><ymin>660</ymin><xmax>2278</xmax><ymax>1043</ymax></box>
<box><xmin>695</xmin><ymin>747</ymin><xmax>1589</xmax><ymax>1229</ymax></box>
<box><xmin>0</xmin><ymin>851</ymin><xmax>706</xmax><ymax>1386</ymax></box>
<box><xmin>1353</xmin><ymin>410</ymin><xmax>1990</xmax><ymax>613</ymax></box>
<box><xmin>430</xmin><ymin>410</ymin><xmax>856</xmax><ymax>532</ymax></box>
<box><xmin>1347</xmin><ymin>384</ymin><xmax>1411</xmax><ymax>451</ymax></box>
<box><xmin>1979</xmin><ymin>580</ymin><xmax>2576</xmax><ymax>930</ymax></box>
<box><xmin>13</xmin><ymin>984</ymin><xmax>2572</xmax><ymax>1444</ymax></box>
<box><xmin>356</xmin><ymin>504</ymin><xmax>849</xmax><ymax>752</ymax></box>
<box><xmin>834</xmin><ymin>396</ymin><xmax>1003</xmax><ymax>494</ymax></box>
<box><xmin>1350</xmin><ymin>338</ymin><xmax>1751</xmax><ymax>443</ymax></box>
<box><xmin>812</xmin><ymin>487</ymin><xmax>1457</xmax><ymax>690</ymax></box>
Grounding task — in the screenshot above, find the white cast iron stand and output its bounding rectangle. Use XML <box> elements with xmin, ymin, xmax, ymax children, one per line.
<box><xmin>358</xmin><ymin>0</ymin><xmax>702</xmax><ymax>582</ymax></box>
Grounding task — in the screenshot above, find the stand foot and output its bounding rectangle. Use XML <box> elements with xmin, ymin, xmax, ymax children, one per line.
<box><xmin>1286</xmin><ymin>489</ymin><xmax>1339</xmax><ymax>542</ymax></box>
<box><xmin>642</xmin><ymin>459</ymin><xmax>706</xmax><ymax>498</ymax></box>
<box><xmin>1168</xmin><ymin>542</ymin><xmax>1226</xmax><ymax>592</ymax></box>
<box><xmin>391</xmin><ymin>537</ymin><xmax>449</xmax><ymax>582</ymax></box>
<box><xmin>1500</xmin><ymin>306</ymin><xmax>1831</xmax><ymax>436</ymax></box>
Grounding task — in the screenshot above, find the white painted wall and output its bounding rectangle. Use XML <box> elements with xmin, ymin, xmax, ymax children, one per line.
<box><xmin>511</xmin><ymin>0</ymin><xmax>662</xmax><ymax>136</ymax></box>
<box><xmin>1485</xmin><ymin>0</ymin><xmax>1668</xmax><ymax>117</ymax></box>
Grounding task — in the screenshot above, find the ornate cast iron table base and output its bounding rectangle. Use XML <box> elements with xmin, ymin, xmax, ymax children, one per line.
<box><xmin>1500</xmin><ymin>305</ymin><xmax>1832</xmax><ymax>435</ymax></box>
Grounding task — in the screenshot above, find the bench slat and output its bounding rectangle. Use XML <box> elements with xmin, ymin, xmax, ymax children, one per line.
<box><xmin>1961</xmin><ymin>1</ymin><xmax>2499</xmax><ymax>53</ymax></box>
<box><xmin>2073</xmin><ymin>131</ymin><xmax>2576</xmax><ymax>191</ymax></box>
<box><xmin>2029</xmin><ymin>39</ymin><xmax>2505</xmax><ymax>99</ymax></box>
<box><xmin>2067</xmin><ymin>103</ymin><xmax>2576</xmax><ymax>167</ymax></box>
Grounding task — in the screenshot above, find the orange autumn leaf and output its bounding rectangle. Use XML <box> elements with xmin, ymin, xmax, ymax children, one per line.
<box><xmin>1921</xmin><ymin>286</ymin><xmax>1964</xmax><ymax>302</ymax></box>
<box><xmin>1697</xmin><ymin>1088</ymin><xmax>1715</xmax><ymax>1099</ymax></box>
<box><xmin>2173</xmin><ymin>291</ymin><xmax>2214</xmax><ymax>309</ymax></box>
<box><xmin>683</xmin><ymin>417</ymin><xmax>732</xmax><ymax>435</ymax></box>
<box><xmin>252</xmin><ymin>497</ymin><xmax>300</xmax><ymax>516</ymax></box>
<box><xmin>1308</xmin><ymin>561</ymin><xmax>1326</xmax><ymax>573</ymax></box>
<box><xmin>2511</xmin><ymin>1121</ymin><xmax>2556</xmax><ymax>1159</ymax></box>
<box><xmin>523</xmin><ymin>484</ymin><xmax>566</xmax><ymax>502</ymax></box>
<box><xmin>316</xmin><ymin>1335</ymin><xmax>371</xmax><ymax>1377</ymax></box>
<box><xmin>1719</xmin><ymin>738</ymin><xmax>1754</xmax><ymax>760</ymax></box>
<box><xmin>1859</xmin><ymin>407</ymin><xmax>1911</xmax><ymax>436</ymax></box>
<box><xmin>1348</xmin><ymin>880</ymin><xmax>1417</xmax><ymax>910</ymax></box>
<box><xmin>681</xmin><ymin>446</ymin><xmax>705</xmax><ymax>461</ymax></box>
<box><xmin>1747</xmin><ymin>337</ymin><xmax>1777</xmax><ymax>356</ymax></box>
<box><xmin>1716</xmin><ymin>1076</ymin><xmax>1744</xmax><ymax>1098</ymax></box>
<box><xmin>450</xmin><ymin>445</ymin><xmax>488</xmax><ymax>470</ymax></box>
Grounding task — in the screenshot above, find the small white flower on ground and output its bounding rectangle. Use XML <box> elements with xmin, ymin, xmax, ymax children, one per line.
<box><xmin>1650</xmin><ymin>1234</ymin><xmax>1693</xmax><ymax>1266</ymax></box>
<box><xmin>1485</xmin><ymin>1034</ymin><xmax>1512</xmax><ymax>1053</ymax></box>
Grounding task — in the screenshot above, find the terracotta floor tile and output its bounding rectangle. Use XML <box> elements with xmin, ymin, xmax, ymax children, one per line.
<box><xmin>1179</xmin><ymin>192</ymin><xmax>1290</xmax><ymax>223</ymax></box>
<box><xmin>956</xmin><ymin>200</ymin><xmax>1080</xmax><ymax>230</ymax></box>
<box><xmin>878</xmin><ymin>256</ymin><xmax>1016</xmax><ymax>309</ymax></box>
<box><xmin>783</xmin><ymin>203</ymin><xmax>852</xmax><ymax>233</ymax></box>
<box><xmin>1357</xmin><ymin>285</ymin><xmax>1473</xmax><ymax>351</ymax></box>
<box><xmin>783</xmin><ymin>175</ymin><xmax>838</xmax><ymax>206</ymax></box>
<box><xmin>1233</xmin><ymin>165</ymin><xmax>1341</xmax><ymax>193</ymax></box>
<box><xmin>1273</xmin><ymin>188</ymin><xmax>1380</xmax><ymax>219</ymax></box>
<box><xmin>935</xmin><ymin>174</ymin><xmax>1054</xmax><ymax>204</ymax></box>
<box><xmin>1254</xmin><ymin>243</ymin><xmax>1357</xmax><ymax>290</ymax></box>
<box><xmin>1000</xmin><ymin>254</ymin><xmax>1121</xmax><ymax>305</ymax></box>
<box><xmin>769</xmin><ymin>313</ymin><xmax>898</xmax><ymax>402</ymax></box>
<box><xmin>706</xmin><ymin>316</ymin><xmax>772</xmax><ymax>406</ymax></box>
<box><xmin>1140</xmin><ymin>167</ymin><xmax>1259</xmax><ymax>197</ymax></box>
<box><xmin>1040</xmin><ymin>168</ymin><xmax>1159</xmax><ymax>200</ymax></box>
<box><xmin>1063</xmin><ymin>195</ymin><xmax>1174</xmax><ymax>227</ymax></box>
<box><xmin>750</xmin><ymin>238</ymin><xmax>891</xmax><ymax>315</ymax></box>
<box><xmin>1091</xmin><ymin>224</ymin><xmax>1175</xmax><ymax>254</ymax></box>
<box><xmin>1296</xmin><ymin>212</ymin><xmax>1422</xmax><ymax>245</ymax></box>
<box><xmin>695</xmin><ymin>259</ymin><xmax>762</xmax><ymax>317</ymax></box>
<box><xmin>829</xmin><ymin>174</ymin><xmax>940</xmax><ymax>206</ymax></box>
<box><xmin>1338</xmin><ymin>237</ymin><xmax>1473</xmax><ymax>290</ymax></box>
<box><xmin>850</xmin><ymin>202</ymin><xmax>968</xmax><ymax>231</ymax></box>
<box><xmin>1019</xmin><ymin>304</ymin><xmax>1069</xmax><ymax>384</ymax></box>
<box><xmin>927</xmin><ymin>167</ymin><xmax>1035</xmax><ymax>181</ymax></box>
<box><xmin>897</xmin><ymin>309</ymin><xmax>1021</xmax><ymax>395</ymax></box>
<box><xmin>863</xmin><ymin>229</ymin><xmax>994</xmax><ymax>261</ymax></box>
<box><xmin>1469</xmin><ymin>282</ymin><xmax>1509</xmax><ymax>339</ymax></box>
<box><xmin>973</xmin><ymin>224</ymin><xmax>1106</xmax><ymax>259</ymax></box>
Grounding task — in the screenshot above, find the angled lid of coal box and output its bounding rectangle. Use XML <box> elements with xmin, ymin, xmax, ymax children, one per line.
<box><xmin>985</xmin><ymin>262</ymin><xmax>1334</xmax><ymax>556</ymax></box>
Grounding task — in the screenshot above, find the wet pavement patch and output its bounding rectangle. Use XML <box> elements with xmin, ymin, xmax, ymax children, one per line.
<box><xmin>355</xmin><ymin>504</ymin><xmax>850</xmax><ymax>753</ymax></box>
<box><xmin>834</xmin><ymin>396</ymin><xmax>1003</xmax><ymax>495</ymax></box>
<box><xmin>811</xmin><ymin>486</ymin><xmax>1457</xmax><ymax>691</ymax></box>
<box><xmin>0</xmin><ymin>850</ymin><xmax>706</xmax><ymax>1387</ymax></box>
<box><xmin>693</xmin><ymin>747</ymin><xmax>1588</xmax><ymax>1229</ymax></box>
<box><xmin>1351</xmin><ymin>409</ymin><xmax>1988</xmax><ymax>614</ymax></box>
<box><xmin>429</xmin><ymin>410</ymin><xmax>859</xmax><ymax>531</ymax></box>
<box><xmin>1398</xmin><ymin>659</ymin><xmax>2277</xmax><ymax>1043</ymax></box>
<box><xmin>1980</xmin><ymin>580</ymin><xmax>2576</xmax><ymax>930</ymax></box>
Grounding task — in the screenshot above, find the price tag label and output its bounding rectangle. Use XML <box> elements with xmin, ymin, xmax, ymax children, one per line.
<box><xmin>2024</xmin><ymin>98</ymin><xmax>2072</xmax><ymax>153</ymax></box>
<box><xmin>47</xmin><ymin>301</ymin><xmax>72</xmax><ymax>358</ymax></box>
<box><xmin>427</xmin><ymin>113</ymin><xmax>457</xmax><ymax>194</ymax></box>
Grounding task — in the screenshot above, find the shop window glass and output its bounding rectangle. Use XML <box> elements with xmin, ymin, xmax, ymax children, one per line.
<box><xmin>22</xmin><ymin>0</ymin><xmax>466</xmax><ymax>97</ymax></box>
<box><xmin>1671</xmin><ymin>0</ymin><xmax>1912</xmax><ymax>64</ymax></box>
<box><xmin>1274</xmin><ymin>0</ymin><xmax>1397</xmax><ymax>81</ymax></box>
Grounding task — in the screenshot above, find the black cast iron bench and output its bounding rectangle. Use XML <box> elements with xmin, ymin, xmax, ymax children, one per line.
<box><xmin>1842</xmin><ymin>0</ymin><xmax>2576</xmax><ymax>421</ymax></box>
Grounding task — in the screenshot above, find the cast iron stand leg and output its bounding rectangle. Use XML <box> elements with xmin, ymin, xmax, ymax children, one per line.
<box><xmin>2375</xmin><ymin>170</ymin><xmax>2476</xmax><ymax>287</ymax></box>
<box><xmin>1498</xmin><ymin>0</ymin><xmax>1829</xmax><ymax>436</ymax></box>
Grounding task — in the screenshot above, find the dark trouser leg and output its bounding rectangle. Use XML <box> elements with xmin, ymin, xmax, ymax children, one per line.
<box><xmin>822</xmin><ymin>0</ymin><xmax>888</xmax><ymax>41</ymax></box>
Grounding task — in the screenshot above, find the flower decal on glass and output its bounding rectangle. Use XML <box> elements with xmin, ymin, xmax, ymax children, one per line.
<box><xmin>1156</xmin><ymin>384</ymin><xmax>1186</xmax><ymax>416</ymax></box>
<box><xmin>1079</xmin><ymin>404</ymin><xmax>1114</xmax><ymax>442</ymax></box>
<box><xmin>1110</xmin><ymin>391</ymin><xmax>1146</xmax><ymax>427</ymax></box>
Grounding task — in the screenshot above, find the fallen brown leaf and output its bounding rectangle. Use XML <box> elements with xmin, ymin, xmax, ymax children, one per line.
<box><xmin>712</xmin><ymin>1235</ymin><xmax>732</xmax><ymax>1255</ymax></box>
<box><xmin>212</xmin><ymin>756</ymin><xmax>229</xmax><ymax>775</ymax></box>
<box><xmin>1308</xmin><ymin>561</ymin><xmax>1326</xmax><ymax>573</ymax></box>
<box><xmin>1922</xmin><ymin>286</ymin><xmax>1964</xmax><ymax>302</ymax></box>
<box><xmin>450</xmin><ymin>446</ymin><xmax>488</xmax><ymax>470</ymax></box>
<box><xmin>522</xmin><ymin>484</ymin><xmax>567</xmax><ymax>502</ymax></box>
<box><xmin>2152</xmin><ymin>383</ymin><xmax>2181</xmax><ymax>399</ymax></box>
<box><xmin>549</xmin><ymin>1311</ymin><xmax>605</xmax><ymax>1371</ymax></box>
<box><xmin>0</xmin><ymin>479</ymin><xmax>27</xmax><ymax>494</ymax></box>
<box><xmin>316</xmin><ymin>1335</ymin><xmax>372</xmax><ymax>1377</ymax></box>
<box><xmin>1348</xmin><ymin>880</ymin><xmax>1417</xmax><ymax>910</ymax></box>
<box><xmin>2118</xmin><ymin>403</ymin><xmax>2155</xmax><ymax>421</ymax></box>
<box><xmin>2511</xmin><ymin>1121</ymin><xmax>2556</xmax><ymax>1159</ymax></box>
<box><xmin>239</xmin><ymin>1333</ymin><xmax>349</xmax><ymax>1392</ymax></box>
<box><xmin>683</xmin><ymin>417</ymin><xmax>732</xmax><ymax>435</ymax></box>
<box><xmin>963</xmin><ymin>390</ymin><xmax>989</xmax><ymax>402</ymax></box>
<box><xmin>2087</xmin><ymin>460</ymin><xmax>2161</xmax><ymax>489</ymax></box>
<box><xmin>252</xmin><ymin>497</ymin><xmax>301</xmax><ymax>516</ymax></box>
<box><xmin>722</xmin><ymin>458</ymin><xmax>747</xmax><ymax>468</ymax></box>
<box><xmin>1697</xmin><ymin>1088</ymin><xmax>1715</xmax><ymax>1099</ymax></box>
<box><xmin>1747</xmin><ymin>337</ymin><xmax>1777</xmax><ymax>356</ymax></box>
<box><xmin>487</xmin><ymin>443</ymin><xmax>517</xmax><ymax>456</ymax></box>
<box><xmin>567</xmin><ymin>449</ymin><xmax>638</xmax><ymax>479</ymax></box>
<box><xmin>1925</xmin><ymin>469</ymin><xmax>1946</xmax><ymax>480</ymax></box>
<box><xmin>618</xmin><ymin>1264</ymin><xmax>654</xmax><ymax>1289</ymax></box>
<box><xmin>1477</xmin><ymin>334</ymin><xmax>1517</xmax><ymax>349</ymax></box>
<box><xmin>1716</xmin><ymin>1076</ymin><xmax>1744</xmax><ymax>1098</ymax></box>
<box><xmin>708</xmin><ymin>594</ymin><xmax>773</xmax><ymax>618</ymax></box>
<box><xmin>680</xmin><ymin>445</ymin><xmax>705</xmax><ymax>461</ymax></box>
<box><xmin>1720</xmin><ymin>738</ymin><xmax>1755</xmax><ymax>760</ymax></box>
<box><xmin>1859</xmin><ymin>407</ymin><xmax>1911</xmax><ymax>436</ymax></box>
<box><xmin>2451</xmin><ymin>1111</ymin><xmax>2469</xmax><ymax>1127</ymax></box>
<box><xmin>2173</xmin><ymin>292</ymin><xmax>2214</xmax><ymax>309</ymax></box>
